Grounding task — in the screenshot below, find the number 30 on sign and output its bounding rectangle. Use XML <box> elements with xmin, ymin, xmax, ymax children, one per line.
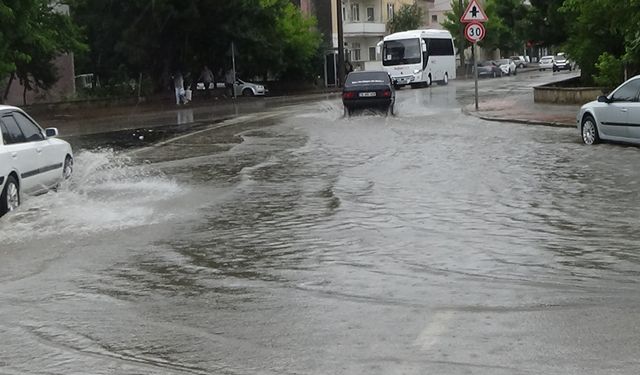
<box><xmin>464</xmin><ymin>22</ymin><xmax>485</xmax><ymax>43</ymax></box>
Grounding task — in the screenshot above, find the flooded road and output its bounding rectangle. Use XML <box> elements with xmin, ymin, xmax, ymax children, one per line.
<box><xmin>3</xmin><ymin>72</ymin><xmax>640</xmax><ymax>374</ymax></box>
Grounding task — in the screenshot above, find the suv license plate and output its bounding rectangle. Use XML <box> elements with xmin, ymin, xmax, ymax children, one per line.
<box><xmin>359</xmin><ymin>92</ymin><xmax>376</xmax><ymax>97</ymax></box>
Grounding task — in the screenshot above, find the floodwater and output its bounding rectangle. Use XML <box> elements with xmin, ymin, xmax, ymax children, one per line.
<box><xmin>2</xmin><ymin>72</ymin><xmax>640</xmax><ymax>374</ymax></box>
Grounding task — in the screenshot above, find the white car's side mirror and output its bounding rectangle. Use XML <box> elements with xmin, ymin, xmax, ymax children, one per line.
<box><xmin>45</xmin><ymin>128</ymin><xmax>59</xmax><ymax>138</ymax></box>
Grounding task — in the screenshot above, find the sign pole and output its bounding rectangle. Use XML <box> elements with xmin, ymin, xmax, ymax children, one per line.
<box><xmin>473</xmin><ymin>43</ymin><xmax>478</xmax><ymax>110</ymax></box>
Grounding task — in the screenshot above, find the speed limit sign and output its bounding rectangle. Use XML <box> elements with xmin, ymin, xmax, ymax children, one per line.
<box><xmin>464</xmin><ymin>22</ymin><xmax>485</xmax><ymax>43</ymax></box>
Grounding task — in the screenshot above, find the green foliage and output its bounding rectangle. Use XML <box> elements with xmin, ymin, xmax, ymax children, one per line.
<box><xmin>561</xmin><ymin>0</ymin><xmax>630</xmax><ymax>84</ymax></box>
<box><xmin>387</xmin><ymin>4</ymin><xmax>424</xmax><ymax>34</ymax></box>
<box><xmin>527</xmin><ymin>0</ymin><xmax>570</xmax><ymax>48</ymax></box>
<box><xmin>443</xmin><ymin>0</ymin><xmax>529</xmax><ymax>57</ymax></box>
<box><xmin>482</xmin><ymin>0</ymin><xmax>529</xmax><ymax>54</ymax></box>
<box><xmin>71</xmin><ymin>0</ymin><xmax>322</xmax><ymax>91</ymax></box>
<box><xmin>442</xmin><ymin>0</ymin><xmax>471</xmax><ymax>61</ymax></box>
<box><xmin>593</xmin><ymin>53</ymin><xmax>624</xmax><ymax>88</ymax></box>
<box><xmin>0</xmin><ymin>1</ymin><xmax>86</xmax><ymax>102</ymax></box>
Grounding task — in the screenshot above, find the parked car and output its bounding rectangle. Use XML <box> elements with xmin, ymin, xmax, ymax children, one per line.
<box><xmin>539</xmin><ymin>55</ymin><xmax>555</xmax><ymax>71</ymax></box>
<box><xmin>510</xmin><ymin>56</ymin><xmax>528</xmax><ymax>68</ymax></box>
<box><xmin>234</xmin><ymin>79</ymin><xmax>267</xmax><ymax>97</ymax></box>
<box><xmin>342</xmin><ymin>71</ymin><xmax>395</xmax><ymax>116</ymax></box>
<box><xmin>495</xmin><ymin>59</ymin><xmax>517</xmax><ymax>76</ymax></box>
<box><xmin>553</xmin><ymin>54</ymin><xmax>572</xmax><ymax>72</ymax></box>
<box><xmin>0</xmin><ymin>106</ymin><xmax>73</xmax><ymax>216</ymax></box>
<box><xmin>475</xmin><ymin>61</ymin><xmax>503</xmax><ymax>78</ymax></box>
<box><xmin>578</xmin><ymin>75</ymin><xmax>640</xmax><ymax>145</ymax></box>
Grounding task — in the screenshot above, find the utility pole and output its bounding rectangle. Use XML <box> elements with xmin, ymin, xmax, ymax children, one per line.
<box><xmin>336</xmin><ymin>0</ymin><xmax>345</xmax><ymax>87</ymax></box>
<box><xmin>459</xmin><ymin>0</ymin><xmax>465</xmax><ymax>77</ymax></box>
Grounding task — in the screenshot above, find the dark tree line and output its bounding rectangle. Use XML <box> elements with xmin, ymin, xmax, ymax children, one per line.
<box><xmin>70</xmin><ymin>0</ymin><xmax>322</xmax><ymax>92</ymax></box>
<box><xmin>1</xmin><ymin>0</ymin><xmax>322</xmax><ymax>101</ymax></box>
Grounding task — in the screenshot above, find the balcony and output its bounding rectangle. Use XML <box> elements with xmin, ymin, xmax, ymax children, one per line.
<box><xmin>343</xmin><ymin>21</ymin><xmax>386</xmax><ymax>36</ymax></box>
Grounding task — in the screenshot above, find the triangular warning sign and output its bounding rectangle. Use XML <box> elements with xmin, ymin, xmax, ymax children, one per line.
<box><xmin>460</xmin><ymin>0</ymin><xmax>488</xmax><ymax>23</ymax></box>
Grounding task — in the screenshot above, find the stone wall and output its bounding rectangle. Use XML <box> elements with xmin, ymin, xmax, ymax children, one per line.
<box><xmin>534</xmin><ymin>78</ymin><xmax>604</xmax><ymax>105</ymax></box>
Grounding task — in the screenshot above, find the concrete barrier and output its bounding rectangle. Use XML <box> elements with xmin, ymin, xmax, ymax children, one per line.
<box><xmin>534</xmin><ymin>78</ymin><xmax>605</xmax><ymax>105</ymax></box>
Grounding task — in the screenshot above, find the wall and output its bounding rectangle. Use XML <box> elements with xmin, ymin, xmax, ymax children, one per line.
<box><xmin>534</xmin><ymin>82</ymin><xmax>604</xmax><ymax>105</ymax></box>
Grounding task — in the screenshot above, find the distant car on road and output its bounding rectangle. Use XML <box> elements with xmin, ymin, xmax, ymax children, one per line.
<box><xmin>342</xmin><ymin>71</ymin><xmax>395</xmax><ymax>117</ymax></box>
<box><xmin>0</xmin><ymin>106</ymin><xmax>73</xmax><ymax>216</ymax></box>
<box><xmin>510</xmin><ymin>56</ymin><xmax>528</xmax><ymax>68</ymax></box>
<box><xmin>235</xmin><ymin>79</ymin><xmax>267</xmax><ymax>97</ymax></box>
<box><xmin>475</xmin><ymin>61</ymin><xmax>503</xmax><ymax>78</ymax></box>
<box><xmin>578</xmin><ymin>75</ymin><xmax>640</xmax><ymax>145</ymax></box>
<box><xmin>553</xmin><ymin>54</ymin><xmax>572</xmax><ymax>72</ymax></box>
<box><xmin>495</xmin><ymin>59</ymin><xmax>517</xmax><ymax>76</ymax></box>
<box><xmin>539</xmin><ymin>56</ymin><xmax>555</xmax><ymax>71</ymax></box>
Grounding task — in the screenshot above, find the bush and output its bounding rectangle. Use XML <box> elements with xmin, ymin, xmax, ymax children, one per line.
<box><xmin>593</xmin><ymin>52</ymin><xmax>624</xmax><ymax>88</ymax></box>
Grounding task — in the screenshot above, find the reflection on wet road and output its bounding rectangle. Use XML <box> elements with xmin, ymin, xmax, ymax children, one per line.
<box><xmin>2</xmin><ymin>73</ymin><xmax>640</xmax><ymax>374</ymax></box>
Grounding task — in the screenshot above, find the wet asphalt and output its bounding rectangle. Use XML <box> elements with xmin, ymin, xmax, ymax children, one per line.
<box><xmin>3</xmin><ymin>70</ymin><xmax>640</xmax><ymax>374</ymax></box>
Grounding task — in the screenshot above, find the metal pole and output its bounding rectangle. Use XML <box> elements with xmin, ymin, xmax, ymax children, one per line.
<box><xmin>473</xmin><ymin>42</ymin><xmax>478</xmax><ymax>111</ymax></box>
<box><xmin>459</xmin><ymin>0</ymin><xmax>465</xmax><ymax>77</ymax></box>
<box><xmin>337</xmin><ymin>0</ymin><xmax>345</xmax><ymax>87</ymax></box>
<box><xmin>231</xmin><ymin>41</ymin><xmax>237</xmax><ymax>98</ymax></box>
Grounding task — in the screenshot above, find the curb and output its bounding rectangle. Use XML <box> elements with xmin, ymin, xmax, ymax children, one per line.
<box><xmin>461</xmin><ymin>106</ymin><xmax>576</xmax><ymax>128</ymax></box>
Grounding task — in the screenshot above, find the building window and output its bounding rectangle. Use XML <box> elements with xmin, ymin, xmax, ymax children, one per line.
<box><xmin>342</xmin><ymin>6</ymin><xmax>346</xmax><ymax>21</ymax></box>
<box><xmin>367</xmin><ymin>7</ymin><xmax>374</xmax><ymax>21</ymax></box>
<box><xmin>369</xmin><ymin>47</ymin><xmax>376</xmax><ymax>61</ymax></box>
<box><xmin>432</xmin><ymin>14</ymin><xmax>438</xmax><ymax>23</ymax></box>
<box><xmin>352</xmin><ymin>42</ymin><xmax>361</xmax><ymax>61</ymax></box>
<box><xmin>351</xmin><ymin>3</ymin><xmax>360</xmax><ymax>21</ymax></box>
<box><xmin>387</xmin><ymin>3</ymin><xmax>394</xmax><ymax>20</ymax></box>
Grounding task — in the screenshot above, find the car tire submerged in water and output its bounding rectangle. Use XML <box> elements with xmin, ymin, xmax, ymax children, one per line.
<box><xmin>440</xmin><ymin>73</ymin><xmax>449</xmax><ymax>85</ymax></box>
<box><xmin>0</xmin><ymin>175</ymin><xmax>20</xmax><ymax>216</ymax></box>
<box><xmin>582</xmin><ymin>115</ymin><xmax>600</xmax><ymax>145</ymax></box>
<box><xmin>242</xmin><ymin>88</ymin><xmax>254</xmax><ymax>97</ymax></box>
<box><xmin>63</xmin><ymin>155</ymin><xmax>73</xmax><ymax>180</ymax></box>
<box><xmin>387</xmin><ymin>104</ymin><xmax>395</xmax><ymax>116</ymax></box>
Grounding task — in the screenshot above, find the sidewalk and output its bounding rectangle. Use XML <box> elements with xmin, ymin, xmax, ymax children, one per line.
<box><xmin>463</xmin><ymin>91</ymin><xmax>579</xmax><ymax>127</ymax></box>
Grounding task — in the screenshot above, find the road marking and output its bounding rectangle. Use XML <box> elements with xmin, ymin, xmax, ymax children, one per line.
<box><xmin>413</xmin><ymin>310</ymin><xmax>455</xmax><ymax>351</ymax></box>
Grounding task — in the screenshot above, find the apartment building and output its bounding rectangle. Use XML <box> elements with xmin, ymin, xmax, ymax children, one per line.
<box><xmin>330</xmin><ymin>0</ymin><xmax>431</xmax><ymax>71</ymax></box>
<box><xmin>424</xmin><ymin>0</ymin><xmax>450</xmax><ymax>29</ymax></box>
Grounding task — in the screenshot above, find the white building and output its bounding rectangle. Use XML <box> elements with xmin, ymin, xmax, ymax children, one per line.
<box><xmin>335</xmin><ymin>0</ymin><xmax>430</xmax><ymax>71</ymax></box>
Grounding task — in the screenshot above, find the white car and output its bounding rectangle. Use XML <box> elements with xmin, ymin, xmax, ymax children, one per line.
<box><xmin>578</xmin><ymin>75</ymin><xmax>640</xmax><ymax>145</ymax></box>
<box><xmin>510</xmin><ymin>56</ymin><xmax>528</xmax><ymax>68</ymax></box>
<box><xmin>539</xmin><ymin>56</ymin><xmax>555</xmax><ymax>71</ymax></box>
<box><xmin>0</xmin><ymin>106</ymin><xmax>73</xmax><ymax>216</ymax></box>
<box><xmin>234</xmin><ymin>79</ymin><xmax>267</xmax><ymax>97</ymax></box>
<box><xmin>495</xmin><ymin>59</ymin><xmax>517</xmax><ymax>76</ymax></box>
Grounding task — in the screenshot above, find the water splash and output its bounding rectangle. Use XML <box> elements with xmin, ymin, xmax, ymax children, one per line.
<box><xmin>0</xmin><ymin>149</ymin><xmax>186</xmax><ymax>244</ymax></box>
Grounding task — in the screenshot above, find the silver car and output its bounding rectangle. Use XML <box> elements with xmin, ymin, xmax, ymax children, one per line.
<box><xmin>578</xmin><ymin>75</ymin><xmax>640</xmax><ymax>145</ymax></box>
<box><xmin>234</xmin><ymin>79</ymin><xmax>267</xmax><ymax>97</ymax></box>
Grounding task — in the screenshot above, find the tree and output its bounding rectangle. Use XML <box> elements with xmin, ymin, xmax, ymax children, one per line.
<box><xmin>387</xmin><ymin>3</ymin><xmax>424</xmax><ymax>34</ymax></box>
<box><xmin>561</xmin><ymin>0</ymin><xmax>634</xmax><ymax>85</ymax></box>
<box><xmin>0</xmin><ymin>1</ymin><xmax>85</xmax><ymax>104</ymax></box>
<box><xmin>71</xmin><ymin>0</ymin><xmax>322</xmax><ymax>93</ymax></box>
<box><xmin>441</xmin><ymin>1</ymin><xmax>469</xmax><ymax>68</ymax></box>
<box><xmin>484</xmin><ymin>0</ymin><xmax>529</xmax><ymax>54</ymax></box>
<box><xmin>526</xmin><ymin>0</ymin><xmax>570</xmax><ymax>49</ymax></box>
